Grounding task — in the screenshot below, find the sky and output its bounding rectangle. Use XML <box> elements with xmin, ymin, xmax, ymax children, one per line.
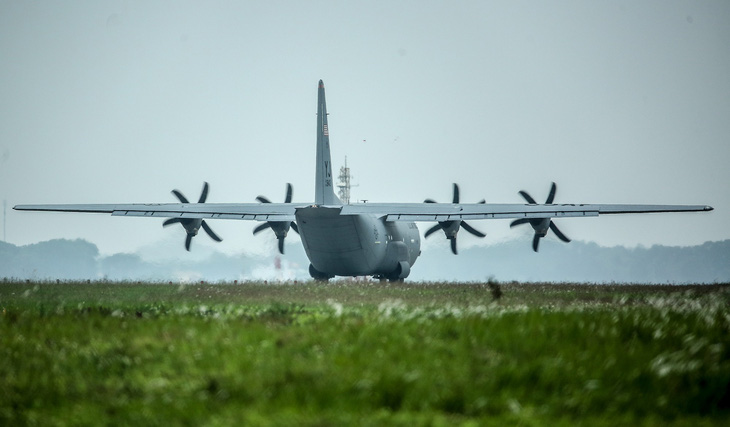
<box><xmin>1</xmin><ymin>0</ymin><xmax>728</xmax><ymax>259</ymax></box>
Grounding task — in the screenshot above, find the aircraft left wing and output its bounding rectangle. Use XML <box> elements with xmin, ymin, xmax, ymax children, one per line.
<box><xmin>339</xmin><ymin>202</ymin><xmax>713</xmax><ymax>221</ymax></box>
<box><xmin>13</xmin><ymin>203</ymin><xmax>299</xmax><ymax>221</ymax></box>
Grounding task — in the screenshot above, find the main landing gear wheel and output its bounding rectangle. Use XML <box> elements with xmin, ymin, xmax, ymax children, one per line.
<box><xmin>309</xmin><ymin>264</ymin><xmax>333</xmax><ymax>281</ymax></box>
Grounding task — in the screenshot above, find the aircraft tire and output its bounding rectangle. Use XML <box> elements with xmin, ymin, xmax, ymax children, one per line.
<box><xmin>382</xmin><ymin>262</ymin><xmax>410</xmax><ymax>282</ymax></box>
<box><xmin>309</xmin><ymin>264</ymin><xmax>333</xmax><ymax>281</ymax></box>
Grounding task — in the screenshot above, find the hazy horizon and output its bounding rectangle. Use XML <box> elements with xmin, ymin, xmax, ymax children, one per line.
<box><xmin>3</xmin><ymin>235</ymin><xmax>728</xmax><ymax>284</ymax></box>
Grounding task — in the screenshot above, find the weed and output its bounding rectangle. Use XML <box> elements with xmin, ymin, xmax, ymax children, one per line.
<box><xmin>0</xmin><ymin>280</ymin><xmax>728</xmax><ymax>424</ymax></box>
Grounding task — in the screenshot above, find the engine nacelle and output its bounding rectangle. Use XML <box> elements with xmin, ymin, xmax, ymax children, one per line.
<box><xmin>440</xmin><ymin>220</ymin><xmax>461</xmax><ymax>239</ymax></box>
<box><xmin>269</xmin><ymin>221</ymin><xmax>291</xmax><ymax>239</ymax></box>
<box><xmin>530</xmin><ymin>218</ymin><xmax>551</xmax><ymax>237</ymax></box>
<box><xmin>181</xmin><ymin>218</ymin><xmax>203</xmax><ymax>236</ymax></box>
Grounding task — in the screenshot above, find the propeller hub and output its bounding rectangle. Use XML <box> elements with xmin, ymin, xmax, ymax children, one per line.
<box><xmin>441</xmin><ymin>221</ymin><xmax>461</xmax><ymax>238</ymax></box>
<box><xmin>165</xmin><ymin>182</ymin><xmax>223</xmax><ymax>251</ymax></box>
<box><xmin>253</xmin><ymin>183</ymin><xmax>298</xmax><ymax>254</ymax></box>
<box><xmin>531</xmin><ymin>218</ymin><xmax>550</xmax><ymax>236</ymax></box>
<box><xmin>512</xmin><ymin>182</ymin><xmax>571</xmax><ymax>252</ymax></box>
<box><xmin>423</xmin><ymin>183</ymin><xmax>486</xmax><ymax>254</ymax></box>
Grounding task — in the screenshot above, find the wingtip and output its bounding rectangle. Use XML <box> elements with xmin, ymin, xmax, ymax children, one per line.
<box><xmin>318</xmin><ymin>79</ymin><xmax>324</xmax><ymax>88</ymax></box>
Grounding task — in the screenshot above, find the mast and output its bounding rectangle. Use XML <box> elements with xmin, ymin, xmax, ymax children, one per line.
<box><xmin>337</xmin><ymin>156</ymin><xmax>352</xmax><ymax>204</ymax></box>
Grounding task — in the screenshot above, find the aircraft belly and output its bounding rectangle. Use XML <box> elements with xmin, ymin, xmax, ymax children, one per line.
<box><xmin>296</xmin><ymin>207</ymin><xmax>380</xmax><ymax>276</ymax></box>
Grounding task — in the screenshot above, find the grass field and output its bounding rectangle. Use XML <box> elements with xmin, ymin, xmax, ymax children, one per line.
<box><xmin>1</xmin><ymin>280</ymin><xmax>729</xmax><ymax>425</ymax></box>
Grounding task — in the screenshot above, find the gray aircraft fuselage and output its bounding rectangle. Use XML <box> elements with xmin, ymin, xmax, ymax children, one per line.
<box><xmin>296</xmin><ymin>206</ymin><xmax>420</xmax><ymax>279</ymax></box>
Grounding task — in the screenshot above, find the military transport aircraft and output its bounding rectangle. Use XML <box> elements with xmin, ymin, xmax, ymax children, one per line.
<box><xmin>15</xmin><ymin>80</ymin><xmax>713</xmax><ymax>281</ymax></box>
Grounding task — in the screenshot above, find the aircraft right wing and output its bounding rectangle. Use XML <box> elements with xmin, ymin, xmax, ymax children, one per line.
<box><xmin>339</xmin><ymin>202</ymin><xmax>713</xmax><ymax>221</ymax></box>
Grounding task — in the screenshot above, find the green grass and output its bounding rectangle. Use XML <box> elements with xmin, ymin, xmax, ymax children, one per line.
<box><xmin>1</xmin><ymin>280</ymin><xmax>729</xmax><ymax>425</ymax></box>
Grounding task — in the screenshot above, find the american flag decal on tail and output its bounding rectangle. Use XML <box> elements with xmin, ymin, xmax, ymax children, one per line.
<box><xmin>323</xmin><ymin>124</ymin><xmax>328</xmax><ymax>136</ymax></box>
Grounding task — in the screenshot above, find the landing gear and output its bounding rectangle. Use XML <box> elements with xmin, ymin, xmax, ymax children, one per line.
<box><xmin>309</xmin><ymin>264</ymin><xmax>334</xmax><ymax>282</ymax></box>
<box><xmin>373</xmin><ymin>261</ymin><xmax>411</xmax><ymax>283</ymax></box>
<box><xmin>374</xmin><ymin>274</ymin><xmax>405</xmax><ymax>283</ymax></box>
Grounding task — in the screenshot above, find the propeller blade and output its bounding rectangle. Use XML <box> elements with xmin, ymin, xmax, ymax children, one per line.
<box><xmin>285</xmin><ymin>183</ymin><xmax>293</xmax><ymax>203</ymax></box>
<box><xmin>163</xmin><ymin>218</ymin><xmax>183</xmax><ymax>227</ymax></box>
<box><xmin>253</xmin><ymin>223</ymin><xmax>271</xmax><ymax>235</ymax></box>
<box><xmin>461</xmin><ymin>221</ymin><xmax>486</xmax><ymax>238</ymax></box>
<box><xmin>532</xmin><ymin>234</ymin><xmax>540</xmax><ymax>252</ymax></box>
<box><xmin>510</xmin><ymin>218</ymin><xmax>531</xmax><ymax>228</ymax></box>
<box><xmin>185</xmin><ymin>234</ymin><xmax>193</xmax><ymax>251</ymax></box>
<box><xmin>450</xmin><ymin>237</ymin><xmax>458</xmax><ymax>255</ymax></box>
<box><xmin>172</xmin><ymin>190</ymin><xmax>190</xmax><ymax>204</ymax></box>
<box><xmin>198</xmin><ymin>182</ymin><xmax>209</xmax><ymax>204</ymax></box>
<box><xmin>424</xmin><ymin>224</ymin><xmax>442</xmax><ymax>238</ymax></box>
<box><xmin>278</xmin><ymin>238</ymin><xmax>285</xmax><ymax>254</ymax></box>
<box><xmin>424</xmin><ymin>198</ymin><xmax>437</xmax><ymax>203</ymax></box>
<box><xmin>201</xmin><ymin>220</ymin><xmax>222</xmax><ymax>242</ymax></box>
<box><xmin>290</xmin><ymin>222</ymin><xmax>299</xmax><ymax>234</ymax></box>
<box><xmin>452</xmin><ymin>183</ymin><xmax>460</xmax><ymax>204</ymax></box>
<box><xmin>256</xmin><ymin>196</ymin><xmax>271</xmax><ymax>204</ymax></box>
<box><xmin>549</xmin><ymin>222</ymin><xmax>571</xmax><ymax>243</ymax></box>
<box><xmin>519</xmin><ymin>190</ymin><xmax>537</xmax><ymax>205</ymax></box>
<box><xmin>515</xmin><ymin>182</ymin><xmax>569</xmax><ymax>251</ymax></box>
<box><xmin>545</xmin><ymin>182</ymin><xmax>557</xmax><ymax>204</ymax></box>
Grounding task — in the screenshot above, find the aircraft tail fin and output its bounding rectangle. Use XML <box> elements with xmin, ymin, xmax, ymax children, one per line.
<box><xmin>315</xmin><ymin>80</ymin><xmax>341</xmax><ymax>205</ymax></box>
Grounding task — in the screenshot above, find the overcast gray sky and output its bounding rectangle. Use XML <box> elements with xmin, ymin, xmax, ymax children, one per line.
<box><xmin>1</xmin><ymin>1</ymin><xmax>727</xmax><ymax>257</ymax></box>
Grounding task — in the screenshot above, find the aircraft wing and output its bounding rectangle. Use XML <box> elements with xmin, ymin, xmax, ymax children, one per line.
<box><xmin>14</xmin><ymin>201</ymin><xmax>712</xmax><ymax>223</ymax></box>
<box><xmin>13</xmin><ymin>203</ymin><xmax>299</xmax><ymax>221</ymax></box>
<box><xmin>339</xmin><ymin>203</ymin><xmax>713</xmax><ymax>221</ymax></box>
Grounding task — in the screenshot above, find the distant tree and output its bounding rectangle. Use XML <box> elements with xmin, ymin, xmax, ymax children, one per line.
<box><xmin>0</xmin><ymin>239</ymin><xmax>99</xmax><ymax>280</ymax></box>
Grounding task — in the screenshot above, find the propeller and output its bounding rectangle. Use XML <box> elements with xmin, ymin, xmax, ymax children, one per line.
<box><xmin>253</xmin><ymin>183</ymin><xmax>299</xmax><ymax>254</ymax></box>
<box><xmin>423</xmin><ymin>183</ymin><xmax>486</xmax><ymax>254</ymax></box>
<box><xmin>510</xmin><ymin>182</ymin><xmax>571</xmax><ymax>252</ymax></box>
<box><xmin>162</xmin><ymin>182</ymin><xmax>222</xmax><ymax>251</ymax></box>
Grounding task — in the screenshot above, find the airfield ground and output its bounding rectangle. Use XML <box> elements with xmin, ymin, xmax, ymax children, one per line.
<box><xmin>1</xmin><ymin>280</ymin><xmax>728</xmax><ymax>425</ymax></box>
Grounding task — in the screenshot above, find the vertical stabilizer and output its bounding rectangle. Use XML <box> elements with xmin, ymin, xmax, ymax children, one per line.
<box><xmin>315</xmin><ymin>80</ymin><xmax>341</xmax><ymax>205</ymax></box>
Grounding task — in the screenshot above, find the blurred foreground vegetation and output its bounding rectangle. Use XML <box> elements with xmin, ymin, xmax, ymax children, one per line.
<box><xmin>1</xmin><ymin>280</ymin><xmax>729</xmax><ymax>425</ymax></box>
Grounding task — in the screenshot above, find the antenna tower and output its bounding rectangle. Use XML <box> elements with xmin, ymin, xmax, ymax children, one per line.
<box><xmin>336</xmin><ymin>156</ymin><xmax>357</xmax><ymax>204</ymax></box>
